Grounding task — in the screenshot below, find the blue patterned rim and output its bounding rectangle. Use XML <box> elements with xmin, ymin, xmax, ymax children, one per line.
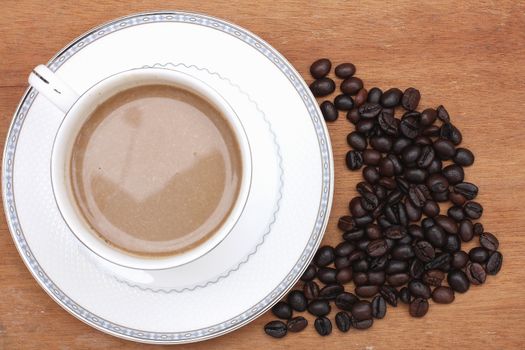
<box><xmin>1</xmin><ymin>11</ymin><xmax>333</xmax><ymax>343</ymax></box>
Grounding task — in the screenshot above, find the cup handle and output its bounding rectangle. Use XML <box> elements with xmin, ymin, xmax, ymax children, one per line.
<box><xmin>28</xmin><ymin>64</ymin><xmax>80</xmax><ymax>113</ymax></box>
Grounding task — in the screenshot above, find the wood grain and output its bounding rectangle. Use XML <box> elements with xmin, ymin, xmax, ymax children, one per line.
<box><xmin>1</xmin><ymin>1</ymin><xmax>525</xmax><ymax>349</ymax></box>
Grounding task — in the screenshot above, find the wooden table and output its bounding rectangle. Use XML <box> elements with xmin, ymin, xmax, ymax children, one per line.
<box><xmin>1</xmin><ymin>1</ymin><xmax>524</xmax><ymax>348</ymax></box>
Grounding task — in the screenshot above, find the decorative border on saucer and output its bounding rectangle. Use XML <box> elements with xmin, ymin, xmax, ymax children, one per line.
<box><xmin>2</xmin><ymin>12</ymin><xmax>333</xmax><ymax>343</ymax></box>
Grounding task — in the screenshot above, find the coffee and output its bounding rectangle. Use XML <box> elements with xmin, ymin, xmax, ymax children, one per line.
<box><xmin>69</xmin><ymin>84</ymin><xmax>242</xmax><ymax>257</ymax></box>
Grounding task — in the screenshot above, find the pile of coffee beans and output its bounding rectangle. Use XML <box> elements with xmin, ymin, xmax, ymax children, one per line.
<box><xmin>264</xmin><ymin>59</ymin><xmax>503</xmax><ymax>338</ymax></box>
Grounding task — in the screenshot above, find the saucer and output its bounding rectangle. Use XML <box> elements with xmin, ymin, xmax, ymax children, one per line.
<box><xmin>2</xmin><ymin>11</ymin><xmax>333</xmax><ymax>344</ymax></box>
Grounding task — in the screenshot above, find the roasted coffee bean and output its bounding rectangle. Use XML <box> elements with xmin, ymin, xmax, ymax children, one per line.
<box><xmin>422</xmin><ymin>125</ymin><xmax>441</xmax><ymax>137</ymax></box>
<box><xmin>474</xmin><ymin>222</ymin><xmax>484</xmax><ymax>235</ymax></box>
<box><xmin>347</xmin><ymin>108</ymin><xmax>361</xmax><ymax>124</ymax></box>
<box><xmin>423</xmin><ymin>200</ymin><xmax>440</xmax><ymax>217</ymax></box>
<box><xmin>335</xmin><ymin>292</ymin><xmax>359</xmax><ymax>311</ymax></box>
<box><xmin>401</xmin><ymin>87</ymin><xmax>420</xmax><ymax>111</ymax></box>
<box><xmin>410</xmin><ymin>259</ymin><xmax>425</xmax><ymax>279</ymax></box>
<box><xmin>366</xmin><ymin>224</ymin><xmax>383</xmax><ymax>240</ymax></box>
<box><xmin>406</xmin><ymin>200</ymin><xmax>423</xmax><ymax>221</ymax></box>
<box><xmin>355</xmin><ymin>285</ymin><xmax>380</xmax><ymax>298</ymax></box>
<box><xmin>449</xmin><ymin>192</ymin><xmax>467</xmax><ymax>206</ymax></box>
<box><xmin>341</xmin><ymin>77</ymin><xmax>364</xmax><ymax>95</ymax></box>
<box><xmin>346</xmin><ymin>150</ymin><xmax>363</xmax><ymax>170</ymax></box>
<box><xmin>380</xmin><ymin>285</ymin><xmax>398</xmax><ymax>306</ymax></box>
<box><xmin>480</xmin><ymin>232</ymin><xmax>499</xmax><ymax>251</ymax></box>
<box><xmin>392</xmin><ymin>137</ymin><xmax>412</xmax><ymax>155</ymax></box>
<box><xmin>347</xmin><ymin>249</ymin><xmax>366</xmax><ymax>262</ymax></box>
<box><xmin>301</xmin><ymin>264</ymin><xmax>317</xmax><ymax>281</ymax></box>
<box><xmin>354</xmin><ymin>89</ymin><xmax>368</xmax><ymax>107</ymax></box>
<box><xmin>358</xmin><ymin>102</ymin><xmax>382</xmax><ymax>118</ymax></box>
<box><xmin>424</xmin><ymin>253</ymin><xmax>451</xmax><ymax>271</ymax></box>
<box><xmin>422</xmin><ymin>217</ymin><xmax>436</xmax><ymax>230</ymax></box>
<box><xmin>336</xmin><ymin>267</ymin><xmax>353</xmax><ymax>284</ymax></box>
<box><xmin>352</xmin><ymin>259</ymin><xmax>369</xmax><ymax>272</ymax></box>
<box><xmin>469</xmin><ymin>247</ymin><xmax>489</xmax><ymax>263</ymax></box>
<box><xmin>423</xmin><ymin>269</ymin><xmax>445</xmax><ymax>286</ymax></box>
<box><xmin>386</xmin><ymin>260</ymin><xmax>408</xmax><ymax>274</ymax></box>
<box><xmin>347</xmin><ymin>131</ymin><xmax>367</xmax><ymax>151</ymax></box>
<box><xmin>358</xmin><ymin>237</ymin><xmax>371</xmax><ymax>250</ymax></box>
<box><xmin>448</xmin><ymin>205</ymin><xmax>465</xmax><ymax>221</ymax></box>
<box><xmin>265</xmin><ymin>320</ymin><xmax>287</xmax><ymax>338</ymax></box>
<box><xmin>334</xmin><ymin>94</ymin><xmax>355</xmax><ymax>111</ymax></box>
<box><xmin>454</xmin><ymin>182</ymin><xmax>478</xmax><ymax>200</ymax></box>
<box><xmin>338</xmin><ymin>216</ymin><xmax>356</xmax><ymax>231</ymax></box>
<box><xmin>380</xmin><ymin>177</ymin><xmax>398</xmax><ymax>191</ymax></box>
<box><xmin>369</xmin><ymin>255</ymin><xmax>388</xmax><ymax>272</ymax></box>
<box><xmin>310</xmin><ymin>77</ymin><xmax>336</xmax><ymax>97</ymax></box>
<box><xmin>426</xmin><ymin>174</ymin><xmax>449</xmax><ymax>193</ymax></box>
<box><xmin>360</xmin><ymin>191</ymin><xmax>379</xmax><ymax>211</ymax></box>
<box><xmin>367</xmin><ymin>271</ymin><xmax>386</xmax><ymax>285</ymax></box>
<box><xmin>272</xmin><ymin>301</ymin><xmax>292</xmax><ymax>319</ymax></box>
<box><xmin>486</xmin><ymin>251</ymin><xmax>503</xmax><ymax>275</ymax></box>
<box><xmin>320</xmin><ymin>284</ymin><xmax>344</xmax><ymax>300</ymax></box>
<box><xmin>343</xmin><ymin>228</ymin><xmax>365</xmax><ymax>241</ymax></box>
<box><xmin>335</xmin><ymin>311</ymin><xmax>351</xmax><ymax>332</ymax></box>
<box><xmin>350</xmin><ymin>196</ymin><xmax>368</xmax><ymax>217</ymax></box>
<box><xmin>451</xmin><ymin>250</ymin><xmax>470</xmax><ymax>269</ymax></box>
<box><xmin>408</xmin><ymin>280</ymin><xmax>431</xmax><ymax>299</ymax></box>
<box><xmin>435</xmin><ymin>215</ymin><xmax>458</xmax><ymax>234</ymax></box>
<box><xmin>444</xmin><ymin>234</ymin><xmax>461</xmax><ymax>253</ymax></box>
<box><xmin>381</xmin><ymin>88</ymin><xmax>403</xmax><ymax>107</ymax></box>
<box><xmin>335</xmin><ymin>62</ymin><xmax>356</xmax><ymax>78</ymax></box>
<box><xmin>420</xmin><ymin>108</ymin><xmax>437</xmax><ymax>126</ymax></box>
<box><xmin>442</xmin><ymin>164</ymin><xmax>464</xmax><ymax>185</ymax></box>
<box><xmin>367</xmin><ymin>87</ymin><xmax>382</xmax><ymax>103</ymax></box>
<box><xmin>436</xmin><ymin>105</ymin><xmax>450</xmax><ymax>123</ymax></box>
<box><xmin>432</xmin><ymin>190</ymin><xmax>450</xmax><ymax>202</ymax></box>
<box><xmin>433</xmin><ymin>139</ymin><xmax>456</xmax><ymax>160</ymax></box>
<box><xmin>454</xmin><ymin>148</ymin><xmax>475</xmax><ymax>166</ymax></box>
<box><xmin>409</xmin><ymin>298</ymin><xmax>429</xmax><ymax>318</ymax></box>
<box><xmin>378</xmin><ymin>157</ymin><xmax>395</xmax><ymax>177</ymax></box>
<box><xmin>363</xmin><ymin>149</ymin><xmax>382</xmax><ymax>165</ymax></box>
<box><xmin>308</xmin><ymin>299</ymin><xmax>331</xmax><ymax>316</ymax></box>
<box><xmin>287</xmin><ymin>316</ymin><xmax>308</xmax><ymax>333</ymax></box>
<box><xmin>466</xmin><ymin>262</ymin><xmax>487</xmax><ymax>285</ymax></box>
<box><xmin>424</xmin><ymin>225</ymin><xmax>447</xmax><ymax>248</ymax></box>
<box><xmin>352</xmin><ymin>301</ymin><xmax>372</xmax><ymax>321</ymax></box>
<box><xmin>320</xmin><ymin>100</ymin><xmax>338</xmax><ymax>122</ymax></box>
<box><xmin>427</xmin><ymin>158</ymin><xmax>443</xmax><ymax>174</ymax></box>
<box><xmin>378</xmin><ymin>112</ymin><xmax>399</xmax><ymax>136</ymax></box>
<box><xmin>447</xmin><ymin>270</ymin><xmax>470</xmax><ymax>293</ymax></box>
<box><xmin>370</xmin><ymin>136</ymin><xmax>392</xmax><ymax>152</ymax></box>
<box><xmin>354</xmin><ymin>214</ymin><xmax>374</xmax><ymax>227</ymax></box>
<box><xmin>405</xmin><ymin>168</ymin><xmax>428</xmax><ymax>183</ymax></box>
<box><xmin>386</xmin><ymin>273</ymin><xmax>410</xmax><ymax>287</ymax></box>
<box><xmin>384</xmin><ymin>225</ymin><xmax>407</xmax><ymax>240</ymax></box>
<box><xmin>464</xmin><ymin>201</ymin><xmax>483</xmax><ymax>219</ymax></box>
<box><xmin>416</xmin><ymin>145</ymin><xmax>435</xmax><ymax>168</ymax></box>
<box><xmin>304</xmin><ymin>281</ymin><xmax>320</xmax><ymax>300</ymax></box>
<box><xmin>314</xmin><ymin>246</ymin><xmax>335</xmax><ymax>267</ymax></box>
<box><xmin>399</xmin><ymin>287</ymin><xmax>411</xmax><ymax>304</ymax></box>
<box><xmin>399</xmin><ymin>116</ymin><xmax>420</xmax><ymax>139</ymax></box>
<box><xmin>432</xmin><ymin>286</ymin><xmax>455</xmax><ymax>304</ymax></box>
<box><xmin>310</xmin><ymin>58</ymin><xmax>331</xmax><ymax>78</ymax></box>
<box><xmin>391</xmin><ymin>244</ymin><xmax>415</xmax><ymax>260</ymax></box>
<box><xmin>314</xmin><ymin>316</ymin><xmax>332</xmax><ymax>336</ymax></box>
<box><xmin>440</xmin><ymin>123</ymin><xmax>462</xmax><ymax>145</ymax></box>
<box><xmin>335</xmin><ymin>241</ymin><xmax>356</xmax><ymax>256</ymax></box>
<box><xmin>408</xmin><ymin>224</ymin><xmax>425</xmax><ymax>240</ymax></box>
<box><xmin>370</xmin><ymin>296</ymin><xmax>386</xmax><ymax>319</ymax></box>
<box><xmin>414</xmin><ymin>241</ymin><xmax>435</xmax><ymax>262</ymax></box>
<box><xmin>317</xmin><ymin>267</ymin><xmax>338</xmax><ymax>284</ymax></box>
<box><xmin>288</xmin><ymin>290</ymin><xmax>307</xmax><ymax>312</ymax></box>
<box><xmin>356</xmin><ymin>118</ymin><xmax>375</xmax><ymax>134</ymax></box>
<box><xmin>366</xmin><ymin>239</ymin><xmax>389</xmax><ymax>257</ymax></box>
<box><xmin>409</xmin><ymin>184</ymin><xmax>430</xmax><ymax>207</ymax></box>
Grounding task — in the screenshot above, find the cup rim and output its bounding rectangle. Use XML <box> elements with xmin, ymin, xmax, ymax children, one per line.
<box><xmin>50</xmin><ymin>67</ymin><xmax>252</xmax><ymax>270</ymax></box>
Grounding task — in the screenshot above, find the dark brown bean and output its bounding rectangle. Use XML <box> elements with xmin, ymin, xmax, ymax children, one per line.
<box><xmin>310</xmin><ymin>58</ymin><xmax>331</xmax><ymax>78</ymax></box>
<box><xmin>432</xmin><ymin>286</ymin><xmax>455</xmax><ymax>304</ymax></box>
<box><xmin>287</xmin><ymin>316</ymin><xmax>308</xmax><ymax>333</ymax></box>
<box><xmin>341</xmin><ymin>77</ymin><xmax>364</xmax><ymax>95</ymax></box>
<box><xmin>310</xmin><ymin>77</ymin><xmax>336</xmax><ymax>97</ymax></box>
<box><xmin>335</xmin><ymin>62</ymin><xmax>356</xmax><ymax>79</ymax></box>
<box><xmin>402</xmin><ymin>87</ymin><xmax>421</xmax><ymax>111</ymax></box>
<box><xmin>409</xmin><ymin>298</ymin><xmax>429</xmax><ymax>317</ymax></box>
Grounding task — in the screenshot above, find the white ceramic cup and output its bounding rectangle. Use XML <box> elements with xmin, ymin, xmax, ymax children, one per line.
<box><xmin>28</xmin><ymin>65</ymin><xmax>252</xmax><ymax>270</ymax></box>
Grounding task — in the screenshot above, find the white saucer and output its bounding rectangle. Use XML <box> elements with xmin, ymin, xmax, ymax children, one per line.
<box><xmin>2</xmin><ymin>12</ymin><xmax>333</xmax><ymax>344</ymax></box>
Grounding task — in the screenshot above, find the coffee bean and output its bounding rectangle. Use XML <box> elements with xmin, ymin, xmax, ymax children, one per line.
<box><xmin>334</xmin><ymin>94</ymin><xmax>355</xmax><ymax>111</ymax></box>
<box><xmin>408</xmin><ymin>224</ymin><xmax>425</xmax><ymax>240</ymax></box>
<box><xmin>464</xmin><ymin>201</ymin><xmax>483</xmax><ymax>219</ymax></box>
<box><xmin>442</xmin><ymin>164</ymin><xmax>464</xmax><ymax>185</ymax></box>
<box><xmin>386</xmin><ymin>273</ymin><xmax>410</xmax><ymax>287</ymax></box>
<box><xmin>422</xmin><ymin>217</ymin><xmax>436</xmax><ymax>230</ymax></box>
<box><xmin>320</xmin><ymin>101</ymin><xmax>338</xmax><ymax>122</ymax></box>
<box><xmin>308</xmin><ymin>299</ymin><xmax>331</xmax><ymax>316</ymax></box>
<box><xmin>314</xmin><ymin>246</ymin><xmax>335</xmax><ymax>267</ymax></box>
<box><xmin>363</xmin><ymin>149</ymin><xmax>382</xmax><ymax>165</ymax></box>
<box><xmin>310</xmin><ymin>58</ymin><xmax>331</xmax><ymax>79</ymax></box>
<box><xmin>301</xmin><ymin>264</ymin><xmax>317</xmax><ymax>281</ymax></box>
<box><xmin>409</xmin><ymin>184</ymin><xmax>430</xmax><ymax>207</ymax></box>
<box><xmin>480</xmin><ymin>232</ymin><xmax>499</xmax><ymax>251</ymax></box>
<box><xmin>436</xmin><ymin>105</ymin><xmax>450</xmax><ymax>123</ymax></box>
<box><xmin>466</xmin><ymin>262</ymin><xmax>487</xmax><ymax>285</ymax></box>
<box><xmin>335</xmin><ymin>292</ymin><xmax>359</xmax><ymax>311</ymax></box>
<box><xmin>335</xmin><ymin>311</ymin><xmax>351</xmax><ymax>332</ymax></box>
<box><xmin>423</xmin><ymin>200</ymin><xmax>440</xmax><ymax>217</ymax></box>
<box><xmin>352</xmin><ymin>317</ymin><xmax>374</xmax><ymax>329</ymax></box>
<box><xmin>333</xmin><ymin>62</ymin><xmax>356</xmax><ymax>78</ymax></box>
<box><xmin>335</xmin><ymin>241</ymin><xmax>356</xmax><ymax>256</ymax></box>
<box><xmin>432</xmin><ymin>189</ymin><xmax>450</xmax><ymax>202</ymax></box>
<box><xmin>410</xmin><ymin>259</ymin><xmax>425</xmax><ymax>279</ymax></box>
<box><xmin>424</xmin><ymin>225</ymin><xmax>447</xmax><ymax>248</ymax></box>
<box><xmin>378</xmin><ymin>112</ymin><xmax>399</xmax><ymax>136</ymax></box>
<box><xmin>414</xmin><ymin>241</ymin><xmax>435</xmax><ymax>262</ymax></box>
<box><xmin>371</xmin><ymin>296</ymin><xmax>387</xmax><ymax>319</ymax></box>
<box><xmin>367</xmin><ymin>87</ymin><xmax>382</xmax><ymax>103</ymax></box>
<box><xmin>384</xmin><ymin>225</ymin><xmax>407</xmax><ymax>239</ymax></box>
<box><xmin>454</xmin><ymin>148</ymin><xmax>475</xmax><ymax>166</ymax></box>
<box><xmin>386</xmin><ymin>260</ymin><xmax>408</xmax><ymax>274</ymax></box>
<box><xmin>420</xmin><ymin>108</ymin><xmax>437</xmax><ymax>126</ymax></box>
<box><xmin>366</xmin><ymin>239</ymin><xmax>389</xmax><ymax>257</ymax></box>
<box><xmin>440</xmin><ymin>123</ymin><xmax>462</xmax><ymax>145</ymax></box>
<box><xmin>347</xmin><ymin>131</ymin><xmax>367</xmax><ymax>150</ymax></box>
<box><xmin>272</xmin><ymin>301</ymin><xmax>292</xmax><ymax>319</ymax></box>
<box><xmin>352</xmin><ymin>259</ymin><xmax>370</xmax><ymax>272</ymax></box>
<box><xmin>360</xmin><ymin>191</ymin><xmax>379</xmax><ymax>211</ymax></box>
<box><xmin>349</xmin><ymin>196</ymin><xmax>367</xmax><ymax>217</ymax></box>
<box><xmin>303</xmin><ymin>281</ymin><xmax>320</xmax><ymax>300</ymax></box>
<box><xmin>366</xmin><ymin>224</ymin><xmax>382</xmax><ymax>240</ymax></box>
<box><xmin>469</xmin><ymin>247</ymin><xmax>489</xmax><ymax>263</ymax></box>
<box><xmin>310</xmin><ymin>77</ymin><xmax>336</xmax><ymax>97</ymax></box>
<box><xmin>448</xmin><ymin>192</ymin><xmax>466</xmax><ymax>206</ymax></box>
<box><xmin>317</xmin><ymin>267</ymin><xmax>338</xmax><ymax>284</ymax></box>
<box><xmin>423</xmin><ymin>269</ymin><xmax>445</xmax><ymax>286</ymax></box>
<box><xmin>406</xmin><ymin>200</ymin><xmax>423</xmax><ymax>221</ymax></box>
<box><xmin>432</xmin><ymin>286</ymin><xmax>455</xmax><ymax>304</ymax></box>
<box><xmin>265</xmin><ymin>320</ymin><xmax>287</xmax><ymax>338</ymax></box>
<box><xmin>371</xmin><ymin>136</ymin><xmax>393</xmax><ymax>153</ymax></box>
<box><xmin>426</xmin><ymin>174</ymin><xmax>449</xmax><ymax>193</ymax></box>
<box><xmin>427</xmin><ymin>158</ymin><xmax>443</xmax><ymax>174</ymax></box>
<box><xmin>416</xmin><ymin>145</ymin><xmax>435</xmax><ymax>169</ymax></box>
<box><xmin>288</xmin><ymin>290</ymin><xmax>308</xmax><ymax>312</ymax></box>
<box><xmin>338</xmin><ymin>216</ymin><xmax>356</xmax><ymax>231</ymax></box>
<box><xmin>352</xmin><ymin>301</ymin><xmax>372</xmax><ymax>321</ymax></box>
<box><xmin>474</xmin><ymin>222</ymin><xmax>484</xmax><ymax>235</ymax></box>
<box><xmin>287</xmin><ymin>316</ymin><xmax>308</xmax><ymax>333</ymax></box>
<box><xmin>392</xmin><ymin>137</ymin><xmax>412</xmax><ymax>155</ymax></box>
<box><xmin>447</xmin><ymin>205</ymin><xmax>465</xmax><ymax>221</ymax></box>
<box><xmin>409</xmin><ymin>298</ymin><xmax>429</xmax><ymax>318</ymax></box>
<box><xmin>355</xmin><ymin>214</ymin><xmax>374</xmax><ymax>227</ymax></box>
<box><xmin>369</xmin><ymin>255</ymin><xmax>389</xmax><ymax>271</ymax></box>
<box><xmin>347</xmin><ymin>108</ymin><xmax>361</xmax><ymax>124</ymax></box>
<box><xmin>433</xmin><ymin>139</ymin><xmax>456</xmax><ymax>160</ymax></box>
<box><xmin>380</xmin><ymin>285</ymin><xmax>398</xmax><ymax>306</ymax></box>
<box><xmin>355</xmin><ymin>285</ymin><xmax>380</xmax><ymax>298</ymax></box>
<box><xmin>336</xmin><ymin>267</ymin><xmax>353</xmax><ymax>284</ymax></box>
<box><xmin>353</xmin><ymin>272</ymin><xmax>368</xmax><ymax>285</ymax></box>
<box><xmin>454</xmin><ymin>182</ymin><xmax>478</xmax><ymax>200</ymax></box>
<box><xmin>341</xmin><ymin>77</ymin><xmax>364</xmax><ymax>95</ymax></box>
<box><xmin>354</xmin><ymin>88</ymin><xmax>369</xmax><ymax>107</ymax></box>
<box><xmin>424</xmin><ymin>253</ymin><xmax>451</xmax><ymax>271</ymax></box>
<box><xmin>486</xmin><ymin>251</ymin><xmax>503</xmax><ymax>275</ymax></box>
<box><xmin>444</xmin><ymin>234</ymin><xmax>461</xmax><ymax>253</ymax></box>
<box><xmin>399</xmin><ymin>287</ymin><xmax>411</xmax><ymax>304</ymax></box>
<box><xmin>408</xmin><ymin>280</ymin><xmax>431</xmax><ymax>299</ymax></box>
<box><xmin>402</xmin><ymin>87</ymin><xmax>420</xmax><ymax>111</ymax></box>
<box><xmin>319</xmin><ymin>284</ymin><xmax>344</xmax><ymax>300</ymax></box>
<box><xmin>400</xmin><ymin>116</ymin><xmax>420</xmax><ymax>139</ymax></box>
<box><xmin>381</xmin><ymin>88</ymin><xmax>403</xmax><ymax>107</ymax></box>
<box><xmin>367</xmin><ymin>271</ymin><xmax>386</xmax><ymax>285</ymax></box>
<box><xmin>314</xmin><ymin>316</ymin><xmax>332</xmax><ymax>336</ymax></box>
<box><xmin>447</xmin><ymin>270</ymin><xmax>470</xmax><ymax>293</ymax></box>
<box><xmin>435</xmin><ymin>215</ymin><xmax>457</xmax><ymax>234</ymax></box>
<box><xmin>451</xmin><ymin>250</ymin><xmax>470</xmax><ymax>269</ymax></box>
<box><xmin>346</xmin><ymin>150</ymin><xmax>364</xmax><ymax>170</ymax></box>
<box><xmin>422</xmin><ymin>125</ymin><xmax>440</xmax><ymax>137</ymax></box>
<box><xmin>356</xmin><ymin>118</ymin><xmax>375</xmax><ymax>133</ymax></box>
